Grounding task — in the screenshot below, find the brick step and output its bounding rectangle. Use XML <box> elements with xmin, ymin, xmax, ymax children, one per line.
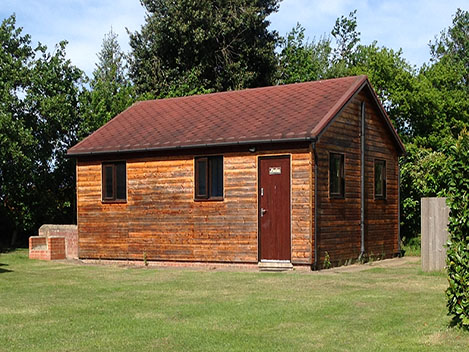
<box><xmin>29</xmin><ymin>236</ymin><xmax>66</xmax><ymax>260</ymax></box>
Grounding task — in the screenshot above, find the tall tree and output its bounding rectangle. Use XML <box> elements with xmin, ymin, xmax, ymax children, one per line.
<box><xmin>79</xmin><ymin>29</ymin><xmax>144</xmax><ymax>138</ymax></box>
<box><xmin>398</xmin><ymin>9</ymin><xmax>469</xmax><ymax>243</ymax></box>
<box><xmin>430</xmin><ymin>8</ymin><xmax>468</xmax><ymax>83</ymax></box>
<box><xmin>345</xmin><ymin>43</ymin><xmax>415</xmax><ymax>136</ymax></box>
<box><xmin>0</xmin><ymin>15</ymin><xmax>84</xmax><ymax>246</ymax></box>
<box><xmin>277</xmin><ymin>23</ymin><xmax>332</xmax><ymax>84</ymax></box>
<box><xmin>95</xmin><ymin>29</ymin><xmax>127</xmax><ymax>86</ymax></box>
<box><xmin>415</xmin><ymin>8</ymin><xmax>469</xmax><ymax>143</ymax></box>
<box><xmin>128</xmin><ymin>0</ymin><xmax>280</xmax><ymax>97</ymax></box>
<box><xmin>331</xmin><ymin>9</ymin><xmax>360</xmax><ymax>66</ymax></box>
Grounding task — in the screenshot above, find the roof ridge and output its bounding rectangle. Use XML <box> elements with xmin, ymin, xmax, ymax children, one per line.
<box><xmin>137</xmin><ymin>75</ymin><xmax>366</xmax><ymax>104</ymax></box>
<box><xmin>309</xmin><ymin>75</ymin><xmax>368</xmax><ymax>138</ymax></box>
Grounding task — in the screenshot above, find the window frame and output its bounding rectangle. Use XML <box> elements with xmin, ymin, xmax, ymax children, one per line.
<box><xmin>374</xmin><ymin>159</ymin><xmax>387</xmax><ymax>200</ymax></box>
<box><xmin>101</xmin><ymin>161</ymin><xmax>127</xmax><ymax>203</ymax></box>
<box><xmin>329</xmin><ymin>152</ymin><xmax>345</xmax><ymax>199</ymax></box>
<box><xmin>194</xmin><ymin>155</ymin><xmax>224</xmax><ymax>201</ymax></box>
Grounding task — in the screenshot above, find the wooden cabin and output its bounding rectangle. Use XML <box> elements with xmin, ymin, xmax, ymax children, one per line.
<box><xmin>68</xmin><ymin>75</ymin><xmax>405</xmax><ymax>269</ymax></box>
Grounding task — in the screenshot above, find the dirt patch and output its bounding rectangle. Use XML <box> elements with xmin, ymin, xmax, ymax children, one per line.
<box><xmin>313</xmin><ymin>256</ymin><xmax>420</xmax><ymax>274</ymax></box>
<box><xmin>54</xmin><ymin>255</ymin><xmax>421</xmax><ymax>273</ymax></box>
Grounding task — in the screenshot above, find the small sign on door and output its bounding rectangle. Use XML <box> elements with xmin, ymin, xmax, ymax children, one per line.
<box><xmin>269</xmin><ymin>166</ymin><xmax>281</xmax><ymax>175</ymax></box>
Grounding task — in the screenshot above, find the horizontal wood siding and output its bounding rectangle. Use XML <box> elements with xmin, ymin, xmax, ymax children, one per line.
<box><xmin>316</xmin><ymin>96</ymin><xmax>361</xmax><ymax>265</ymax></box>
<box><xmin>315</xmin><ymin>88</ymin><xmax>399</xmax><ymax>266</ymax></box>
<box><xmin>291</xmin><ymin>152</ymin><xmax>313</xmax><ymax>264</ymax></box>
<box><xmin>363</xmin><ymin>92</ymin><xmax>399</xmax><ymax>257</ymax></box>
<box><xmin>77</xmin><ymin>162</ymin><xmax>129</xmax><ymax>259</ymax></box>
<box><xmin>77</xmin><ymin>149</ymin><xmax>311</xmax><ymax>263</ymax></box>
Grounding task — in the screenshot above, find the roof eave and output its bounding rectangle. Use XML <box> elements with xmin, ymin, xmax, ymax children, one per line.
<box><xmin>66</xmin><ymin>136</ymin><xmax>316</xmax><ymax>157</ymax></box>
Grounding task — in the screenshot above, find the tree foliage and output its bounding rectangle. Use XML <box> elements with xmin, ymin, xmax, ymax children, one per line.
<box><xmin>128</xmin><ymin>0</ymin><xmax>280</xmax><ymax>97</ymax></box>
<box><xmin>331</xmin><ymin>9</ymin><xmax>360</xmax><ymax>65</ymax></box>
<box><xmin>79</xmin><ymin>29</ymin><xmax>146</xmax><ymax>139</ymax></box>
<box><xmin>399</xmin><ymin>141</ymin><xmax>453</xmax><ymax>243</ymax></box>
<box><xmin>346</xmin><ymin>43</ymin><xmax>415</xmax><ymax>134</ymax></box>
<box><xmin>445</xmin><ymin>130</ymin><xmax>469</xmax><ymax>329</ymax></box>
<box><xmin>0</xmin><ymin>15</ymin><xmax>84</xmax><ymax>246</ymax></box>
<box><xmin>430</xmin><ymin>8</ymin><xmax>468</xmax><ymax>78</ymax></box>
<box><xmin>276</xmin><ymin>23</ymin><xmax>332</xmax><ymax>84</ymax></box>
<box><xmin>397</xmin><ymin>9</ymin><xmax>469</xmax><ymax>243</ymax></box>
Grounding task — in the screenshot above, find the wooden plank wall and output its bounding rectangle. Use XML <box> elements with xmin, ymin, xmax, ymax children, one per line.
<box><xmin>363</xmin><ymin>92</ymin><xmax>399</xmax><ymax>258</ymax></box>
<box><xmin>77</xmin><ymin>149</ymin><xmax>312</xmax><ymax>264</ymax></box>
<box><xmin>316</xmin><ymin>96</ymin><xmax>362</xmax><ymax>265</ymax></box>
<box><xmin>315</xmin><ymin>88</ymin><xmax>399</xmax><ymax>266</ymax></box>
<box><xmin>291</xmin><ymin>152</ymin><xmax>313</xmax><ymax>264</ymax></box>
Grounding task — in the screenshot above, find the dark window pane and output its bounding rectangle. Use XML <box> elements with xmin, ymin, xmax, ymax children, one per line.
<box><xmin>330</xmin><ymin>153</ymin><xmax>344</xmax><ymax>197</ymax></box>
<box><xmin>375</xmin><ymin>163</ymin><xmax>382</xmax><ymax>195</ymax></box>
<box><xmin>332</xmin><ymin>157</ymin><xmax>339</xmax><ymax>193</ymax></box>
<box><xmin>196</xmin><ymin>158</ymin><xmax>207</xmax><ymax>198</ymax></box>
<box><xmin>210</xmin><ymin>156</ymin><xmax>223</xmax><ymax>197</ymax></box>
<box><xmin>116</xmin><ymin>163</ymin><xmax>126</xmax><ymax>200</ymax></box>
<box><xmin>104</xmin><ymin>165</ymin><xmax>114</xmax><ymax>199</ymax></box>
<box><xmin>102</xmin><ymin>162</ymin><xmax>127</xmax><ymax>202</ymax></box>
<box><xmin>338</xmin><ymin>156</ymin><xmax>343</xmax><ymax>195</ymax></box>
<box><xmin>375</xmin><ymin>160</ymin><xmax>386</xmax><ymax>198</ymax></box>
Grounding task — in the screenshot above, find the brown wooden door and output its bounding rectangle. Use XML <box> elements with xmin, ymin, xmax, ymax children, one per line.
<box><xmin>259</xmin><ymin>156</ymin><xmax>291</xmax><ymax>261</ymax></box>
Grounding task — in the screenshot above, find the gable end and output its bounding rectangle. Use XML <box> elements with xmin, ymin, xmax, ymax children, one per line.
<box><xmin>315</xmin><ymin>80</ymin><xmax>405</xmax><ymax>156</ymax></box>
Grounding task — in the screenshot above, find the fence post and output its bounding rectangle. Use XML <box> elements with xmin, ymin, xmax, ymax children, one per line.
<box><xmin>421</xmin><ymin>197</ymin><xmax>449</xmax><ymax>271</ymax></box>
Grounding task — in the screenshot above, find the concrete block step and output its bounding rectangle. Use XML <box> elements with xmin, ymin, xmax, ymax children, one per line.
<box><xmin>258</xmin><ymin>260</ymin><xmax>293</xmax><ymax>272</ymax></box>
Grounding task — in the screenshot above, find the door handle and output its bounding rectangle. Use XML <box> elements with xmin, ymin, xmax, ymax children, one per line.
<box><xmin>260</xmin><ymin>208</ymin><xmax>267</xmax><ymax>217</ymax></box>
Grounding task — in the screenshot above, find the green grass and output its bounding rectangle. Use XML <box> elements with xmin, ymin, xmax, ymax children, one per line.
<box><xmin>1</xmin><ymin>250</ymin><xmax>467</xmax><ymax>351</ymax></box>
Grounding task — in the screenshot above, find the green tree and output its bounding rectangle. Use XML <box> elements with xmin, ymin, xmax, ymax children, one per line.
<box><xmin>430</xmin><ymin>8</ymin><xmax>468</xmax><ymax>83</ymax></box>
<box><xmin>331</xmin><ymin>10</ymin><xmax>360</xmax><ymax>67</ymax></box>
<box><xmin>411</xmin><ymin>8</ymin><xmax>469</xmax><ymax>142</ymax></box>
<box><xmin>399</xmin><ymin>141</ymin><xmax>453</xmax><ymax>241</ymax></box>
<box><xmin>398</xmin><ymin>10</ymin><xmax>469</xmax><ymax>241</ymax></box>
<box><xmin>445</xmin><ymin>130</ymin><xmax>469</xmax><ymax>329</ymax></box>
<box><xmin>328</xmin><ymin>11</ymin><xmax>416</xmax><ymax>136</ymax></box>
<box><xmin>128</xmin><ymin>0</ymin><xmax>280</xmax><ymax>97</ymax></box>
<box><xmin>79</xmin><ymin>29</ymin><xmax>146</xmax><ymax>138</ymax></box>
<box><xmin>345</xmin><ymin>43</ymin><xmax>415</xmax><ymax>136</ymax></box>
<box><xmin>0</xmin><ymin>15</ymin><xmax>84</xmax><ymax>246</ymax></box>
<box><xmin>274</xmin><ymin>9</ymin><xmax>468</xmax><ymax>244</ymax></box>
<box><xmin>277</xmin><ymin>23</ymin><xmax>332</xmax><ymax>84</ymax></box>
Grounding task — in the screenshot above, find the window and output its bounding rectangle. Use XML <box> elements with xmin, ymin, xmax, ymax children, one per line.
<box><xmin>329</xmin><ymin>153</ymin><xmax>345</xmax><ymax>198</ymax></box>
<box><xmin>195</xmin><ymin>156</ymin><xmax>223</xmax><ymax>200</ymax></box>
<box><xmin>102</xmin><ymin>162</ymin><xmax>126</xmax><ymax>202</ymax></box>
<box><xmin>374</xmin><ymin>159</ymin><xmax>386</xmax><ymax>199</ymax></box>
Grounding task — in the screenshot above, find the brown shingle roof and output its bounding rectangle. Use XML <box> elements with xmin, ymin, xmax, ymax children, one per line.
<box><xmin>68</xmin><ymin>75</ymin><xmax>403</xmax><ymax>156</ymax></box>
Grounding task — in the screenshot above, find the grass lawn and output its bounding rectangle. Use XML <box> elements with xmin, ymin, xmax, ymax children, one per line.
<box><xmin>1</xmin><ymin>250</ymin><xmax>468</xmax><ymax>351</ymax></box>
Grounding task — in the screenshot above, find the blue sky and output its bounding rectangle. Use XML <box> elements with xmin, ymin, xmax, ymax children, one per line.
<box><xmin>1</xmin><ymin>0</ymin><xmax>468</xmax><ymax>77</ymax></box>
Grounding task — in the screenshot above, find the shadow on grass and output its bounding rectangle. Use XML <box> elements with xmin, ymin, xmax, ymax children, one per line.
<box><xmin>0</xmin><ymin>263</ymin><xmax>13</xmax><ymax>273</ymax></box>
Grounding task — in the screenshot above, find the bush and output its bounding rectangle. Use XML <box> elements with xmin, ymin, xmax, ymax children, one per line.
<box><xmin>401</xmin><ymin>236</ymin><xmax>421</xmax><ymax>256</ymax></box>
<box><xmin>400</xmin><ymin>142</ymin><xmax>452</xmax><ymax>240</ymax></box>
<box><xmin>446</xmin><ymin>130</ymin><xmax>469</xmax><ymax>329</ymax></box>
